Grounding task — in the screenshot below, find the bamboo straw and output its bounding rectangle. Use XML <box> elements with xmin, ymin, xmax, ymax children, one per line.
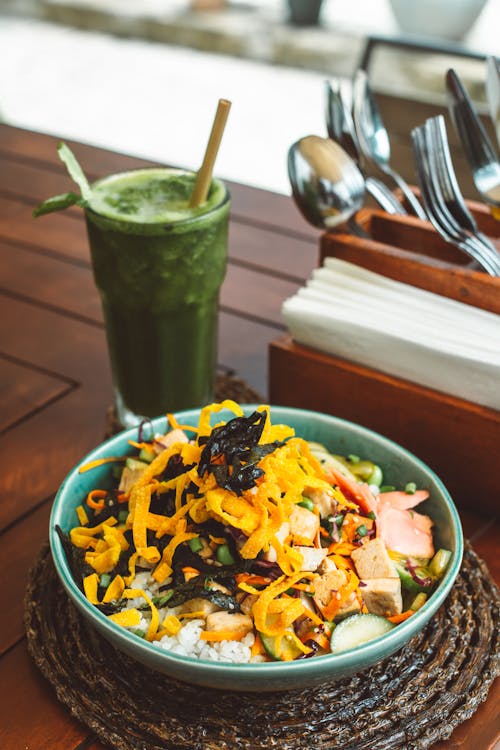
<box><xmin>189</xmin><ymin>98</ymin><xmax>231</xmax><ymax>208</ymax></box>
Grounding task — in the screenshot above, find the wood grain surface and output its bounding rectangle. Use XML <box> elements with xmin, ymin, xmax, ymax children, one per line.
<box><xmin>0</xmin><ymin>125</ymin><xmax>498</xmax><ymax>750</ymax></box>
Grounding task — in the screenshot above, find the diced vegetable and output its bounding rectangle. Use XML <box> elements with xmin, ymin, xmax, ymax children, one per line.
<box><xmin>188</xmin><ymin>537</ymin><xmax>204</xmax><ymax>553</ymax></box>
<box><xmin>409</xmin><ymin>592</ymin><xmax>428</xmax><ymax>611</ymax></box>
<box><xmin>216</xmin><ymin>544</ymin><xmax>235</xmax><ymax>566</ymax></box>
<box><xmin>259</xmin><ymin>630</ymin><xmax>304</xmax><ymax>661</ymax></box>
<box><xmin>394</xmin><ymin>561</ymin><xmax>434</xmax><ymax>593</ymax></box>
<box><xmin>125</xmin><ymin>457</ymin><xmax>148</xmax><ymax>471</ymax></box>
<box><xmin>429</xmin><ymin>548</ymin><xmax>452</xmax><ymax>578</ymax></box>
<box><xmin>330</xmin><ymin>614</ymin><xmax>395</xmax><ymax>654</ymax></box>
<box><xmin>139</xmin><ymin>446</ymin><xmax>156</xmax><ymax>463</ymax></box>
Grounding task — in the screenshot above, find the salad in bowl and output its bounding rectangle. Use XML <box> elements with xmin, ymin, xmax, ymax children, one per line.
<box><xmin>51</xmin><ymin>402</ymin><xmax>462</xmax><ymax>690</ymax></box>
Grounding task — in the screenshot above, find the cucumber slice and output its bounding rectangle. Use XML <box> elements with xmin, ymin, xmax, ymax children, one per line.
<box><xmin>259</xmin><ymin>630</ymin><xmax>303</xmax><ymax>661</ymax></box>
<box><xmin>330</xmin><ymin>614</ymin><xmax>394</xmax><ymax>654</ymax></box>
<box><xmin>139</xmin><ymin>446</ymin><xmax>156</xmax><ymax>463</ymax></box>
<box><xmin>308</xmin><ymin>444</ymin><xmax>359</xmax><ymax>483</ymax></box>
<box><xmin>125</xmin><ymin>457</ymin><xmax>149</xmax><ymax>471</ymax></box>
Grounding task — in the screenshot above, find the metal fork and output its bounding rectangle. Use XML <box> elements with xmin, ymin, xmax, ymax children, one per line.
<box><xmin>411</xmin><ymin>118</ymin><xmax>500</xmax><ymax>276</ymax></box>
<box><xmin>428</xmin><ymin>115</ymin><xmax>498</xmax><ymax>254</ymax></box>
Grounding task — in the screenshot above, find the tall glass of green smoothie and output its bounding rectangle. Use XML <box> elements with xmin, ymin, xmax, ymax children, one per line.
<box><xmin>84</xmin><ymin>168</ymin><xmax>230</xmax><ymax>428</ymax></box>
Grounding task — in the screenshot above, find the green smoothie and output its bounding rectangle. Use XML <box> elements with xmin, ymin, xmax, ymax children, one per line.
<box><xmin>84</xmin><ymin>168</ymin><xmax>230</xmax><ymax>427</ymax></box>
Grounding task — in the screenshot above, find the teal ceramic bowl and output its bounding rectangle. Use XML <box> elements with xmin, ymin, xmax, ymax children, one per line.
<box><xmin>50</xmin><ymin>405</ymin><xmax>463</xmax><ymax>692</ymax></box>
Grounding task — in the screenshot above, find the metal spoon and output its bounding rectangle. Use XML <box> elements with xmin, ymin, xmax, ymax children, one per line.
<box><xmin>287</xmin><ymin>135</ymin><xmax>368</xmax><ymax>236</ymax></box>
<box><xmin>325</xmin><ymin>78</ymin><xmax>407</xmax><ymax>216</ymax></box>
<box><xmin>352</xmin><ymin>69</ymin><xmax>427</xmax><ymax>220</ymax></box>
<box><xmin>446</xmin><ymin>68</ymin><xmax>500</xmax><ymax>213</ymax></box>
<box><xmin>486</xmin><ymin>56</ymin><xmax>500</xmax><ymax>148</ymax></box>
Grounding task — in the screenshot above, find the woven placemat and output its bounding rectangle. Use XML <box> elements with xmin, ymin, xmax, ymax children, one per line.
<box><xmin>24</xmin><ymin>542</ymin><xmax>500</xmax><ymax>750</ymax></box>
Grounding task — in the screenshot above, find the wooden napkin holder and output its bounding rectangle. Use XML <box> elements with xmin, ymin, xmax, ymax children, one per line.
<box><xmin>269</xmin><ymin>200</ymin><xmax>500</xmax><ymax>515</ymax></box>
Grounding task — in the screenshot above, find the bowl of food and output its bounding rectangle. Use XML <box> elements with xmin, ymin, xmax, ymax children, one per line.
<box><xmin>50</xmin><ymin>401</ymin><xmax>463</xmax><ymax>691</ymax></box>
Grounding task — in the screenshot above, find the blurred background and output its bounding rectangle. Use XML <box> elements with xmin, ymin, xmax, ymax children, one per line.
<box><xmin>0</xmin><ymin>0</ymin><xmax>498</xmax><ymax>194</ymax></box>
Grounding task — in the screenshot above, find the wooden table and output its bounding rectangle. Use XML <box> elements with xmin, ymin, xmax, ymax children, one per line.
<box><xmin>0</xmin><ymin>125</ymin><xmax>498</xmax><ymax>749</ymax></box>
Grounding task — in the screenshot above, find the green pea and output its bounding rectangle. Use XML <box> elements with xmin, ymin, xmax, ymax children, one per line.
<box><xmin>188</xmin><ymin>537</ymin><xmax>204</xmax><ymax>553</ymax></box>
<box><xmin>298</xmin><ymin>497</ymin><xmax>315</xmax><ymax>512</ymax></box>
<box><xmin>99</xmin><ymin>573</ymin><xmax>111</xmax><ymax>588</ymax></box>
<box><xmin>216</xmin><ymin>543</ymin><xmax>235</xmax><ymax>566</ymax></box>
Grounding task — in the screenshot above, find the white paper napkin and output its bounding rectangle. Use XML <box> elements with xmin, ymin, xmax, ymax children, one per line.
<box><xmin>282</xmin><ymin>258</ymin><xmax>500</xmax><ymax>411</ymax></box>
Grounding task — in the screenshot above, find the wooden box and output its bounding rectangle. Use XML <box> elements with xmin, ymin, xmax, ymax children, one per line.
<box><xmin>269</xmin><ymin>203</ymin><xmax>500</xmax><ymax>515</ymax></box>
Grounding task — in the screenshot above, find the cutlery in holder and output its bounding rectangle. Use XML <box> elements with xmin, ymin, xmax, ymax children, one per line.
<box><xmin>269</xmin><ymin>202</ymin><xmax>500</xmax><ymax>514</ymax></box>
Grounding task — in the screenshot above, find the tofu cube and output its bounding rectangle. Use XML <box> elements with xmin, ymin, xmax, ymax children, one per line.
<box><xmin>205</xmin><ymin>612</ymin><xmax>253</xmax><ymax>638</ymax></box>
<box><xmin>303</xmin><ymin>487</ymin><xmax>336</xmax><ymax>519</ymax></box>
<box><xmin>154</xmin><ymin>428</ymin><xmax>189</xmax><ymax>454</ymax></box>
<box><xmin>360</xmin><ymin>578</ymin><xmax>403</xmax><ymax>617</ymax></box>
<box><xmin>289</xmin><ymin>505</ymin><xmax>319</xmax><ymax>545</ymax></box>
<box><xmin>179</xmin><ymin>598</ymin><xmax>220</xmax><ymax>616</ymax></box>
<box><xmin>313</xmin><ymin>568</ymin><xmax>347</xmax><ymax>611</ymax></box>
<box><xmin>294</xmin><ymin>546</ymin><xmax>328</xmax><ymax>572</ymax></box>
<box><xmin>319</xmin><ymin>556</ymin><xmax>338</xmax><ymax>574</ymax></box>
<box><xmin>337</xmin><ymin>591</ymin><xmax>362</xmax><ymax>621</ymax></box>
<box><xmin>263</xmin><ymin>522</ymin><xmax>290</xmax><ymax>562</ymax></box>
<box><xmin>351</xmin><ymin>537</ymin><xmax>398</xmax><ymax>579</ymax></box>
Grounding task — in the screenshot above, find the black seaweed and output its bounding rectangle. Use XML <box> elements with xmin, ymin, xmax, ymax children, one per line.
<box><xmin>197</xmin><ymin>411</ymin><xmax>284</xmax><ymax>495</ymax></box>
<box><xmin>164</xmin><ymin>578</ymin><xmax>241</xmax><ymax>611</ymax></box>
<box><xmin>149</xmin><ymin>489</ymin><xmax>176</xmax><ymax>517</ymax></box>
<box><xmin>158</xmin><ymin>454</ymin><xmax>194</xmax><ymax>483</ymax></box>
<box><xmin>170</xmin><ymin>544</ymin><xmax>252</xmax><ymax>584</ymax></box>
<box><xmin>95</xmin><ymin>600</ymin><xmax>126</xmax><ymax>616</ymax></box>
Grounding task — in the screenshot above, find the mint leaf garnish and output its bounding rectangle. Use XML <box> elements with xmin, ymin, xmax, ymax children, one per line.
<box><xmin>33</xmin><ymin>191</ymin><xmax>85</xmax><ymax>217</ymax></box>
<box><xmin>57</xmin><ymin>142</ymin><xmax>91</xmax><ymax>201</ymax></box>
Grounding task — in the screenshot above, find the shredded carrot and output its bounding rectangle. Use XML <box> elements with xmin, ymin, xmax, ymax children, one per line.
<box><xmin>300</xmin><ymin>630</ymin><xmax>330</xmax><ymax>651</ymax></box>
<box><xmin>200</xmin><ymin>629</ymin><xmax>247</xmax><ymax>642</ymax></box>
<box><xmin>182</xmin><ymin>566</ymin><xmax>200</xmax><ymax>581</ymax></box>
<box><xmin>388</xmin><ymin>610</ymin><xmax>414</xmax><ymax>624</ymax></box>
<box><xmin>86</xmin><ymin>489</ymin><xmax>107</xmax><ymax>511</ymax></box>
<box><xmin>162</xmin><ymin>614</ymin><xmax>182</xmax><ymax>636</ymax></box>
<box><xmin>321</xmin><ymin>569</ymin><xmax>359</xmax><ymax>621</ymax></box>
<box><xmin>76</xmin><ymin>505</ymin><xmax>89</xmax><ymax>526</ymax></box>
<box><xmin>251</xmin><ymin>632</ymin><xmax>266</xmax><ymax>657</ymax></box>
<box><xmin>79</xmin><ymin>457</ymin><xmax>126</xmax><ymax>473</ymax></box>
<box><xmin>289</xmin><ymin>582</ymin><xmax>315</xmax><ymax>593</ymax></box>
<box><xmin>128</xmin><ymin>440</ymin><xmax>150</xmax><ymax>450</ymax></box>
<box><xmin>209</xmin><ymin>535</ymin><xmax>226</xmax><ymax>545</ymax></box>
<box><xmin>108</xmin><ymin>609</ymin><xmax>141</xmax><ymax>627</ymax></box>
<box><xmin>236</xmin><ymin>573</ymin><xmax>272</xmax><ymax>587</ymax></box>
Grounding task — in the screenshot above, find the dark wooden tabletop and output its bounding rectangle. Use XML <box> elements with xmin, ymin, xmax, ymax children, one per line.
<box><xmin>0</xmin><ymin>124</ymin><xmax>498</xmax><ymax>749</ymax></box>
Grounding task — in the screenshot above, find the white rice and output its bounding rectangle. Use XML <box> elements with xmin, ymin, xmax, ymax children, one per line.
<box><xmin>154</xmin><ymin>619</ymin><xmax>255</xmax><ymax>663</ymax></box>
<box><xmin>122</xmin><ymin>571</ymin><xmax>257</xmax><ymax>663</ymax></box>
